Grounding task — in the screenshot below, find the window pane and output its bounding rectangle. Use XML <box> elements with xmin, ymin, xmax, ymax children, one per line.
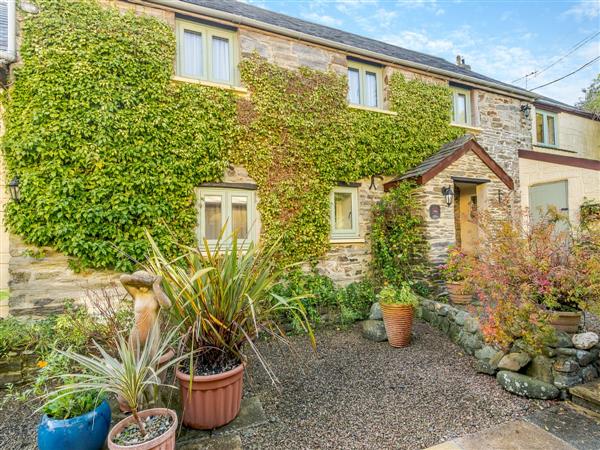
<box><xmin>204</xmin><ymin>195</ymin><xmax>222</xmax><ymax>240</ymax></box>
<box><xmin>334</xmin><ymin>192</ymin><xmax>353</xmax><ymax>231</ymax></box>
<box><xmin>183</xmin><ymin>30</ymin><xmax>203</xmax><ymax>77</ymax></box>
<box><xmin>231</xmin><ymin>196</ymin><xmax>248</xmax><ymax>239</ymax></box>
<box><xmin>547</xmin><ymin>115</ymin><xmax>556</xmax><ymax>146</ymax></box>
<box><xmin>454</xmin><ymin>93</ymin><xmax>467</xmax><ymax>124</ymax></box>
<box><xmin>211</xmin><ymin>36</ymin><xmax>230</xmax><ymax>82</ymax></box>
<box><xmin>536</xmin><ymin>113</ymin><xmax>545</xmax><ymax>143</ymax></box>
<box><xmin>365</xmin><ymin>72</ymin><xmax>378</xmax><ymax>107</ymax></box>
<box><xmin>347</xmin><ymin>68</ymin><xmax>360</xmax><ymax>104</ymax></box>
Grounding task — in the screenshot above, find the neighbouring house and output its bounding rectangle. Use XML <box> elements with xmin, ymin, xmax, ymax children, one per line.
<box><xmin>0</xmin><ymin>0</ymin><xmax>596</xmax><ymax>317</ymax></box>
<box><xmin>519</xmin><ymin>97</ymin><xmax>600</xmax><ymax>225</ymax></box>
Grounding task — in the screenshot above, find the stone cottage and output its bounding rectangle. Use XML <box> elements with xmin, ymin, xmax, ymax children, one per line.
<box><xmin>0</xmin><ymin>0</ymin><xmax>595</xmax><ymax>317</ymax></box>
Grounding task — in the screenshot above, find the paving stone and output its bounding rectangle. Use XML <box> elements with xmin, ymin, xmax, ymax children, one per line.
<box><xmin>213</xmin><ymin>396</ymin><xmax>268</xmax><ymax>436</ymax></box>
<box><xmin>179</xmin><ymin>434</ymin><xmax>243</xmax><ymax>450</ymax></box>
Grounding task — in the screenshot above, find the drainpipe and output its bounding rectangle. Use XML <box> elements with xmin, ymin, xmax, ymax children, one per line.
<box><xmin>1</xmin><ymin>0</ymin><xmax>16</xmax><ymax>63</ymax></box>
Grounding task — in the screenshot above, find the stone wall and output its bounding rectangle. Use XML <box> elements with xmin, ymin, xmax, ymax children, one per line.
<box><xmin>0</xmin><ymin>349</ymin><xmax>37</xmax><ymax>386</ymax></box>
<box><xmin>417</xmin><ymin>298</ymin><xmax>600</xmax><ymax>400</ymax></box>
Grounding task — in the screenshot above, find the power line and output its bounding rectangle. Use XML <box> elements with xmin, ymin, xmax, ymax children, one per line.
<box><xmin>511</xmin><ymin>30</ymin><xmax>600</xmax><ymax>84</ymax></box>
<box><xmin>530</xmin><ymin>56</ymin><xmax>600</xmax><ymax>91</ymax></box>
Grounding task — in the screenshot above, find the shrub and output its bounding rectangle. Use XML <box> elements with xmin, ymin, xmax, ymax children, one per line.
<box><xmin>437</xmin><ymin>245</ymin><xmax>473</xmax><ymax>282</ymax></box>
<box><xmin>338</xmin><ymin>280</ymin><xmax>375</xmax><ymax>324</ymax></box>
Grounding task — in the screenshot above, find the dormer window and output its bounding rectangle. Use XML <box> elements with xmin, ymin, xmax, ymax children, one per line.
<box><xmin>451</xmin><ymin>87</ymin><xmax>472</xmax><ymax>126</ymax></box>
<box><xmin>347</xmin><ymin>60</ymin><xmax>383</xmax><ymax>108</ymax></box>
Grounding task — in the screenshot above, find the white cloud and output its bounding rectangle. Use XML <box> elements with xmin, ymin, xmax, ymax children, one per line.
<box><xmin>564</xmin><ymin>0</ymin><xmax>600</xmax><ymax>20</ymax></box>
<box><xmin>300</xmin><ymin>12</ymin><xmax>343</xmax><ymax>27</ymax></box>
<box><xmin>382</xmin><ymin>31</ymin><xmax>455</xmax><ymax>53</ymax></box>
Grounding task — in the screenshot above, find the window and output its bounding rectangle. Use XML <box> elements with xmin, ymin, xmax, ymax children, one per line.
<box><xmin>0</xmin><ymin>1</ymin><xmax>7</xmax><ymax>53</ymax></box>
<box><xmin>535</xmin><ymin>110</ymin><xmax>558</xmax><ymax>147</ymax></box>
<box><xmin>451</xmin><ymin>87</ymin><xmax>472</xmax><ymax>126</ymax></box>
<box><xmin>330</xmin><ymin>186</ymin><xmax>359</xmax><ymax>240</ymax></box>
<box><xmin>197</xmin><ymin>187</ymin><xmax>256</xmax><ymax>246</ymax></box>
<box><xmin>347</xmin><ymin>61</ymin><xmax>383</xmax><ymax>108</ymax></box>
<box><xmin>176</xmin><ymin>20</ymin><xmax>238</xmax><ymax>85</ymax></box>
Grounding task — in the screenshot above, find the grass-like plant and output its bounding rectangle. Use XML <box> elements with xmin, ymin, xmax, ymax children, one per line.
<box><xmin>41</xmin><ymin>323</ymin><xmax>184</xmax><ymax>437</ymax></box>
<box><xmin>145</xmin><ymin>231</ymin><xmax>315</xmax><ymax>383</ymax></box>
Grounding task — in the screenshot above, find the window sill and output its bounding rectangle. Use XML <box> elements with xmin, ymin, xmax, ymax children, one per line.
<box><xmin>348</xmin><ymin>104</ymin><xmax>398</xmax><ymax>116</ymax></box>
<box><xmin>330</xmin><ymin>238</ymin><xmax>365</xmax><ymax>244</ymax></box>
<box><xmin>534</xmin><ymin>144</ymin><xmax>575</xmax><ymax>153</ymax></box>
<box><xmin>451</xmin><ymin>123</ymin><xmax>482</xmax><ymax>133</ymax></box>
<box><xmin>171</xmin><ymin>76</ymin><xmax>248</xmax><ymax>96</ymax></box>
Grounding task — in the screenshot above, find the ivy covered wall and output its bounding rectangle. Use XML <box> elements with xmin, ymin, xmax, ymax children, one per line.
<box><xmin>1</xmin><ymin>0</ymin><xmax>462</xmax><ymax>271</ymax></box>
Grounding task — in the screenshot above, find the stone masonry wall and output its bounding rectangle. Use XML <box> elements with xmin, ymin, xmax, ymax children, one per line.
<box><xmin>417</xmin><ymin>298</ymin><xmax>600</xmax><ymax>400</ymax></box>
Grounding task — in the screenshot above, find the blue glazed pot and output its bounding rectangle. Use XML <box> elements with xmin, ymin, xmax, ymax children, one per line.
<box><xmin>37</xmin><ymin>399</ymin><xmax>112</xmax><ymax>450</ymax></box>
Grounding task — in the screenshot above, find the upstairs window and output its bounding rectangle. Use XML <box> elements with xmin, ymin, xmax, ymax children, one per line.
<box><xmin>330</xmin><ymin>186</ymin><xmax>359</xmax><ymax>240</ymax></box>
<box><xmin>535</xmin><ymin>110</ymin><xmax>558</xmax><ymax>147</ymax></box>
<box><xmin>0</xmin><ymin>1</ymin><xmax>7</xmax><ymax>53</ymax></box>
<box><xmin>451</xmin><ymin>87</ymin><xmax>472</xmax><ymax>126</ymax></box>
<box><xmin>176</xmin><ymin>20</ymin><xmax>239</xmax><ymax>85</ymax></box>
<box><xmin>347</xmin><ymin>61</ymin><xmax>383</xmax><ymax>108</ymax></box>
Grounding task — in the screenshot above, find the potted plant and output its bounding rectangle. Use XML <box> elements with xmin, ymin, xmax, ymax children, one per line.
<box><xmin>439</xmin><ymin>246</ymin><xmax>473</xmax><ymax>305</ymax></box>
<box><xmin>38</xmin><ymin>387</ymin><xmax>111</xmax><ymax>450</ymax></box>
<box><xmin>146</xmin><ymin>233</ymin><xmax>314</xmax><ymax>430</ymax></box>
<box><xmin>43</xmin><ymin>323</ymin><xmax>185</xmax><ymax>450</ymax></box>
<box><xmin>378</xmin><ymin>283</ymin><xmax>419</xmax><ymax>348</ymax></box>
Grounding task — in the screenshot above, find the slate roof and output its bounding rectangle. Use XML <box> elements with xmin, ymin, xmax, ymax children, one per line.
<box><xmin>180</xmin><ymin>0</ymin><xmax>531</xmax><ymax>96</ymax></box>
<box><xmin>396</xmin><ymin>134</ymin><xmax>476</xmax><ymax>181</ymax></box>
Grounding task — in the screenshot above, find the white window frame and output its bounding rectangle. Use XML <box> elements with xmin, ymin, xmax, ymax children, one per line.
<box><xmin>347</xmin><ymin>60</ymin><xmax>384</xmax><ymax>109</ymax></box>
<box><xmin>176</xmin><ymin>19</ymin><xmax>239</xmax><ymax>86</ymax></box>
<box><xmin>197</xmin><ymin>187</ymin><xmax>257</xmax><ymax>248</ymax></box>
<box><xmin>535</xmin><ymin>109</ymin><xmax>559</xmax><ymax>148</ymax></box>
<box><xmin>0</xmin><ymin>0</ymin><xmax>16</xmax><ymax>61</ymax></box>
<box><xmin>451</xmin><ymin>86</ymin><xmax>472</xmax><ymax>126</ymax></box>
<box><xmin>330</xmin><ymin>186</ymin><xmax>360</xmax><ymax>240</ymax></box>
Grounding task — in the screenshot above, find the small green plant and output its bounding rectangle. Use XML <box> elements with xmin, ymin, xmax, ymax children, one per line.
<box><xmin>437</xmin><ymin>246</ymin><xmax>473</xmax><ymax>283</ymax></box>
<box><xmin>42</xmin><ymin>385</ymin><xmax>105</xmax><ymax>420</ymax></box>
<box><xmin>21</xmin><ymin>248</ymin><xmax>46</xmax><ymax>259</ymax></box>
<box><xmin>377</xmin><ymin>283</ymin><xmax>419</xmax><ymax>308</ymax></box>
<box><xmin>338</xmin><ymin>280</ymin><xmax>375</xmax><ymax>324</ymax></box>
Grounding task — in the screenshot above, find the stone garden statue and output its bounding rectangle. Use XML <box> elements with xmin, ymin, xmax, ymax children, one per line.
<box><xmin>120</xmin><ymin>270</ymin><xmax>172</xmax><ymax>347</ymax></box>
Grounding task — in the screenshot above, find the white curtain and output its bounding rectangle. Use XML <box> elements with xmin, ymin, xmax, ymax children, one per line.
<box><xmin>347</xmin><ymin>68</ymin><xmax>360</xmax><ymax>104</ymax></box>
<box><xmin>183</xmin><ymin>30</ymin><xmax>203</xmax><ymax>77</ymax></box>
<box><xmin>365</xmin><ymin>72</ymin><xmax>378</xmax><ymax>107</ymax></box>
<box><xmin>212</xmin><ymin>36</ymin><xmax>230</xmax><ymax>82</ymax></box>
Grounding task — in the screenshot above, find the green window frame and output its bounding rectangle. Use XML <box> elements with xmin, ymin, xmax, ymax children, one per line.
<box><xmin>451</xmin><ymin>86</ymin><xmax>472</xmax><ymax>126</ymax></box>
<box><xmin>535</xmin><ymin>109</ymin><xmax>558</xmax><ymax>147</ymax></box>
<box><xmin>346</xmin><ymin>60</ymin><xmax>384</xmax><ymax>109</ymax></box>
<box><xmin>197</xmin><ymin>187</ymin><xmax>257</xmax><ymax>248</ymax></box>
<box><xmin>176</xmin><ymin>19</ymin><xmax>239</xmax><ymax>86</ymax></box>
<box><xmin>330</xmin><ymin>186</ymin><xmax>360</xmax><ymax>240</ymax></box>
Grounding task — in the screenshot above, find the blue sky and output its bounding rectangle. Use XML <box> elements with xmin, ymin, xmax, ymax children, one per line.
<box><xmin>242</xmin><ymin>0</ymin><xmax>600</xmax><ymax>105</ymax></box>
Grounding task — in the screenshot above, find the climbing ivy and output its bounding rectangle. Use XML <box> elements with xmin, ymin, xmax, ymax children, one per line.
<box><xmin>2</xmin><ymin>0</ymin><xmax>461</xmax><ymax>270</ymax></box>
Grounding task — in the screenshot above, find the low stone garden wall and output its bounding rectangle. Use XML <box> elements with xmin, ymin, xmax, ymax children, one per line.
<box><xmin>0</xmin><ymin>350</ymin><xmax>38</xmax><ymax>386</ymax></box>
<box><xmin>362</xmin><ymin>298</ymin><xmax>600</xmax><ymax>400</ymax></box>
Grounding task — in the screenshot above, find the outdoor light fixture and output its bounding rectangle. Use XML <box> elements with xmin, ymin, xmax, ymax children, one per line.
<box><xmin>8</xmin><ymin>176</ymin><xmax>20</xmax><ymax>203</ymax></box>
<box><xmin>520</xmin><ymin>104</ymin><xmax>531</xmax><ymax>119</ymax></box>
<box><xmin>442</xmin><ymin>186</ymin><xmax>454</xmax><ymax>207</ymax></box>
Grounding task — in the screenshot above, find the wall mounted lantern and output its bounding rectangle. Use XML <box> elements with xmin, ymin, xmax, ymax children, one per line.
<box><xmin>8</xmin><ymin>176</ymin><xmax>20</xmax><ymax>203</ymax></box>
<box><xmin>520</xmin><ymin>104</ymin><xmax>531</xmax><ymax>119</ymax></box>
<box><xmin>441</xmin><ymin>186</ymin><xmax>454</xmax><ymax>207</ymax></box>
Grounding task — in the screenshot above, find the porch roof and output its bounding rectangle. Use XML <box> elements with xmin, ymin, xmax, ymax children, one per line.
<box><xmin>384</xmin><ymin>134</ymin><xmax>514</xmax><ymax>191</ymax></box>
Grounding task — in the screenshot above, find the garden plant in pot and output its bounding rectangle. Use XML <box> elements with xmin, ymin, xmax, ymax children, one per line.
<box><xmin>146</xmin><ymin>232</ymin><xmax>315</xmax><ymax>430</ymax></box>
<box><xmin>378</xmin><ymin>283</ymin><xmax>419</xmax><ymax>348</ymax></box>
<box><xmin>42</xmin><ymin>323</ymin><xmax>186</xmax><ymax>450</ymax></box>
<box><xmin>37</xmin><ymin>387</ymin><xmax>111</xmax><ymax>450</ymax></box>
<box><xmin>438</xmin><ymin>246</ymin><xmax>473</xmax><ymax>305</ymax></box>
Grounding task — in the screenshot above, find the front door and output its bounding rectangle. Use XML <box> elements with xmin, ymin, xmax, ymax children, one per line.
<box><xmin>529</xmin><ymin>180</ymin><xmax>569</xmax><ymax>223</ymax></box>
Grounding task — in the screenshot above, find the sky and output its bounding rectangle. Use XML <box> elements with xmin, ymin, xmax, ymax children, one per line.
<box><xmin>241</xmin><ymin>0</ymin><xmax>600</xmax><ymax>105</ymax></box>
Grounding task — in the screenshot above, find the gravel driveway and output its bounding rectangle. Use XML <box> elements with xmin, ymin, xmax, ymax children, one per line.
<box><xmin>241</xmin><ymin>321</ymin><xmax>552</xmax><ymax>449</ymax></box>
<box><xmin>0</xmin><ymin>320</ymin><xmax>552</xmax><ymax>450</ymax></box>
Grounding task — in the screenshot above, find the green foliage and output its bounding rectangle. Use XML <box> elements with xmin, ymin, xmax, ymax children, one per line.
<box><xmin>42</xmin><ymin>386</ymin><xmax>105</xmax><ymax>420</ymax></box>
<box><xmin>371</xmin><ymin>182</ymin><xmax>430</xmax><ymax>286</ymax></box>
<box><xmin>0</xmin><ymin>317</ymin><xmax>39</xmax><ymax>357</ymax></box>
<box><xmin>577</xmin><ymin>74</ymin><xmax>600</xmax><ymax>115</ymax></box>
<box><xmin>3</xmin><ymin>1</ymin><xmax>461</xmax><ymax>270</ymax></box>
<box><xmin>377</xmin><ymin>283</ymin><xmax>419</xmax><ymax>308</ymax></box>
<box><xmin>338</xmin><ymin>280</ymin><xmax>375</xmax><ymax>323</ymax></box>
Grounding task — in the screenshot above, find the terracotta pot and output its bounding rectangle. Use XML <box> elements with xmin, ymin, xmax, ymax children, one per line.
<box><xmin>549</xmin><ymin>311</ymin><xmax>582</xmax><ymax>333</ymax></box>
<box><xmin>176</xmin><ymin>363</ymin><xmax>244</xmax><ymax>430</ymax></box>
<box><xmin>118</xmin><ymin>349</ymin><xmax>175</xmax><ymax>413</ymax></box>
<box><xmin>380</xmin><ymin>303</ymin><xmax>414</xmax><ymax>348</ymax></box>
<box><xmin>107</xmin><ymin>407</ymin><xmax>177</xmax><ymax>450</ymax></box>
<box><xmin>446</xmin><ymin>282</ymin><xmax>472</xmax><ymax>305</ymax></box>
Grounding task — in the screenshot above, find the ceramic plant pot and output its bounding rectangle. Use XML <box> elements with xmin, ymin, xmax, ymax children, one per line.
<box><xmin>549</xmin><ymin>311</ymin><xmax>582</xmax><ymax>333</ymax></box>
<box><xmin>107</xmin><ymin>408</ymin><xmax>177</xmax><ymax>450</ymax></box>
<box><xmin>446</xmin><ymin>282</ymin><xmax>473</xmax><ymax>305</ymax></box>
<box><xmin>176</xmin><ymin>363</ymin><xmax>244</xmax><ymax>430</ymax></box>
<box><xmin>380</xmin><ymin>303</ymin><xmax>414</xmax><ymax>348</ymax></box>
<box><xmin>37</xmin><ymin>399</ymin><xmax>111</xmax><ymax>450</ymax></box>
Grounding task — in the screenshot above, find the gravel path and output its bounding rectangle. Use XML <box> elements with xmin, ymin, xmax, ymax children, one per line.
<box><xmin>241</xmin><ymin>321</ymin><xmax>552</xmax><ymax>450</ymax></box>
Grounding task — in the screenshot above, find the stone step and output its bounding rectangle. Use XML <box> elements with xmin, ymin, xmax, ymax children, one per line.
<box><xmin>569</xmin><ymin>379</ymin><xmax>600</xmax><ymax>415</ymax></box>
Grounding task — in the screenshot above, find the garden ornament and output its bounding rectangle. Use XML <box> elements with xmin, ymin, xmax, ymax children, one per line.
<box><xmin>120</xmin><ymin>270</ymin><xmax>172</xmax><ymax>347</ymax></box>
